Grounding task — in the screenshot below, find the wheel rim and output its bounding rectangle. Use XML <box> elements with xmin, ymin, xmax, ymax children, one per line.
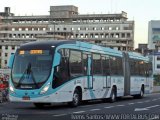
<box><xmin>141</xmin><ymin>90</ymin><xmax>144</xmax><ymax>97</ymax></box>
<box><xmin>112</xmin><ymin>93</ymin><xmax>115</xmax><ymax>101</ymax></box>
<box><xmin>73</xmin><ymin>93</ymin><xmax>79</xmax><ymax>105</ymax></box>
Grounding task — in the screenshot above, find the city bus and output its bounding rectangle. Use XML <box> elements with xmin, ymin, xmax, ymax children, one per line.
<box><xmin>8</xmin><ymin>40</ymin><xmax>153</xmax><ymax>108</ymax></box>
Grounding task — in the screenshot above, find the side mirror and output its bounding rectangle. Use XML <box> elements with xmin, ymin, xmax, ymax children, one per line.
<box><xmin>7</xmin><ymin>53</ymin><xmax>15</xmax><ymax>69</ymax></box>
<box><xmin>53</xmin><ymin>52</ymin><xmax>61</xmax><ymax>67</ymax></box>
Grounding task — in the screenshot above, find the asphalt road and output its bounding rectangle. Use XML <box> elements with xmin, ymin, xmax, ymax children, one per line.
<box><xmin>0</xmin><ymin>93</ymin><xmax>160</xmax><ymax>120</ymax></box>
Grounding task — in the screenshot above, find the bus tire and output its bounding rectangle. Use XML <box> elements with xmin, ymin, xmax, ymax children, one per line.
<box><xmin>69</xmin><ymin>89</ymin><xmax>80</xmax><ymax>107</ymax></box>
<box><xmin>109</xmin><ymin>87</ymin><xmax>116</xmax><ymax>103</ymax></box>
<box><xmin>34</xmin><ymin>103</ymin><xmax>44</xmax><ymax>108</ymax></box>
<box><xmin>136</xmin><ymin>86</ymin><xmax>144</xmax><ymax>99</ymax></box>
<box><xmin>133</xmin><ymin>85</ymin><xmax>144</xmax><ymax>99</ymax></box>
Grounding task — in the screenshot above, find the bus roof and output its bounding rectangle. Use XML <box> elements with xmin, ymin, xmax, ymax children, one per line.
<box><xmin>19</xmin><ymin>40</ymin><xmax>148</xmax><ymax>60</ymax></box>
<box><xmin>128</xmin><ymin>51</ymin><xmax>149</xmax><ymax>61</ymax></box>
<box><xmin>19</xmin><ymin>40</ymin><xmax>76</xmax><ymax>50</ymax></box>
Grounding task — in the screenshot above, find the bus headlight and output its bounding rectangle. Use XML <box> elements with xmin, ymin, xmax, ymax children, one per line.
<box><xmin>40</xmin><ymin>83</ymin><xmax>50</xmax><ymax>94</ymax></box>
<box><xmin>9</xmin><ymin>85</ymin><xmax>15</xmax><ymax>93</ymax></box>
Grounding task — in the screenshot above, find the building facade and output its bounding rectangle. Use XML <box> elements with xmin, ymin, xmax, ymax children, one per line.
<box><xmin>0</xmin><ymin>5</ymin><xmax>134</xmax><ymax>68</ymax></box>
<box><xmin>148</xmin><ymin>20</ymin><xmax>160</xmax><ymax>75</ymax></box>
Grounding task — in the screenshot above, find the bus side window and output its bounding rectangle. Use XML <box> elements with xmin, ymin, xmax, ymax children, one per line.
<box><xmin>102</xmin><ymin>56</ymin><xmax>110</xmax><ymax>76</ymax></box>
<box><xmin>82</xmin><ymin>53</ymin><xmax>88</xmax><ymax>75</ymax></box>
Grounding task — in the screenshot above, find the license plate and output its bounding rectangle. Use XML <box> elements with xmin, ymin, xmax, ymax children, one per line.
<box><xmin>22</xmin><ymin>96</ymin><xmax>30</xmax><ymax>100</ymax></box>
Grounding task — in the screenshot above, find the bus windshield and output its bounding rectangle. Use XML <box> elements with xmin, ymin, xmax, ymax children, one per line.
<box><xmin>12</xmin><ymin>50</ymin><xmax>53</xmax><ymax>89</ymax></box>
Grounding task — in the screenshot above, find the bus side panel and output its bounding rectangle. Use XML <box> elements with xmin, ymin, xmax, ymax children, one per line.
<box><xmin>123</xmin><ymin>52</ymin><xmax>131</xmax><ymax>96</ymax></box>
<box><xmin>130</xmin><ymin>76</ymin><xmax>145</xmax><ymax>95</ymax></box>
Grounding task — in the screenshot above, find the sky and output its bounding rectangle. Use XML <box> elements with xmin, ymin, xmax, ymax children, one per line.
<box><xmin>0</xmin><ymin>0</ymin><xmax>160</xmax><ymax>48</ymax></box>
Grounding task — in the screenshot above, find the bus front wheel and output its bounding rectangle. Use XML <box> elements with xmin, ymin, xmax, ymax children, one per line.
<box><xmin>69</xmin><ymin>89</ymin><xmax>80</xmax><ymax>107</ymax></box>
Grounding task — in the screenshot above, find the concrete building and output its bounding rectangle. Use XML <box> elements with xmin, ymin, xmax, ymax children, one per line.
<box><xmin>135</xmin><ymin>43</ymin><xmax>149</xmax><ymax>56</ymax></box>
<box><xmin>0</xmin><ymin>5</ymin><xmax>134</xmax><ymax>68</ymax></box>
<box><xmin>148</xmin><ymin>20</ymin><xmax>160</xmax><ymax>50</ymax></box>
<box><xmin>148</xmin><ymin>20</ymin><xmax>160</xmax><ymax>75</ymax></box>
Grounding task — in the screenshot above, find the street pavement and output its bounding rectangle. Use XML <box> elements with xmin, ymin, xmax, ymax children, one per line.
<box><xmin>0</xmin><ymin>93</ymin><xmax>160</xmax><ymax>120</ymax></box>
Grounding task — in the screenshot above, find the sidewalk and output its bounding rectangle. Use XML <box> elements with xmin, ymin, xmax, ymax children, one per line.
<box><xmin>153</xmin><ymin>86</ymin><xmax>160</xmax><ymax>93</ymax></box>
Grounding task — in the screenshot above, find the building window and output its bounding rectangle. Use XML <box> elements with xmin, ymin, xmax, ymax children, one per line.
<box><xmin>63</xmin><ymin>28</ymin><xmax>67</xmax><ymax>30</ymax></box>
<box><xmin>71</xmin><ymin>35</ymin><xmax>74</xmax><ymax>38</ymax></box>
<box><xmin>85</xmin><ymin>27</ymin><xmax>88</xmax><ymax>30</ymax></box>
<box><xmin>5</xmin><ymin>53</ymin><xmax>8</xmax><ymax>57</ymax></box>
<box><xmin>123</xmin><ymin>47</ymin><xmax>126</xmax><ymax>51</ymax></box>
<box><xmin>95</xmin><ymin>34</ymin><xmax>99</xmax><ymax>38</ymax></box>
<box><xmin>43</xmin><ymin>28</ymin><xmax>46</xmax><ymax>31</ymax></box>
<box><xmin>101</xmin><ymin>27</ymin><xmax>104</xmax><ymax>30</ymax></box>
<box><xmin>105</xmin><ymin>34</ymin><xmax>109</xmax><ymax>38</ymax></box>
<box><xmin>78</xmin><ymin>27</ymin><xmax>81</xmax><ymax>30</ymax></box>
<box><xmin>127</xmin><ymin>33</ymin><xmax>131</xmax><ymax>38</ymax></box>
<box><xmin>85</xmin><ymin>34</ymin><xmax>88</xmax><ymax>38</ymax></box>
<box><xmin>93</xmin><ymin>27</ymin><xmax>96</xmax><ymax>30</ymax></box>
<box><xmin>57</xmin><ymin>28</ymin><xmax>59</xmax><ymax>31</ymax></box>
<box><xmin>111</xmin><ymin>33</ymin><xmax>114</xmax><ymax>38</ymax></box>
<box><xmin>71</xmin><ymin>28</ymin><xmax>74</xmax><ymax>31</ymax></box>
<box><xmin>19</xmin><ymin>28</ymin><xmax>22</xmax><ymax>31</ymax></box>
<box><xmin>5</xmin><ymin>46</ymin><xmax>8</xmax><ymax>50</ymax></box>
<box><xmin>116</xmin><ymin>27</ymin><xmax>119</xmax><ymax>30</ymax></box>
<box><xmin>13</xmin><ymin>34</ymin><xmax>16</xmax><ymax>38</ymax></box>
<box><xmin>157</xmin><ymin>64</ymin><xmax>160</xmax><ymax>69</ymax></box>
<box><xmin>122</xmin><ymin>33</ymin><xmax>125</xmax><ymax>38</ymax></box>
<box><xmin>80</xmin><ymin>34</ymin><xmax>83</xmax><ymax>38</ymax></box>
<box><xmin>5</xmin><ymin>60</ymin><xmax>7</xmax><ymax>65</ymax></box>
<box><xmin>25</xmin><ymin>28</ymin><xmax>28</xmax><ymax>31</ymax></box>
<box><xmin>116</xmin><ymin>33</ymin><xmax>119</xmax><ymax>38</ymax></box>
<box><xmin>26</xmin><ymin>34</ymin><xmax>30</xmax><ymax>38</ymax></box>
<box><xmin>12</xmin><ymin>28</ymin><xmax>15</xmax><ymax>31</ymax></box>
<box><xmin>157</xmin><ymin>56</ymin><xmax>160</xmax><ymax>61</ymax></box>
<box><xmin>12</xmin><ymin>46</ymin><xmax>15</xmax><ymax>50</ymax></box>
<box><xmin>109</xmin><ymin>27</ymin><xmax>112</xmax><ymax>30</ymax></box>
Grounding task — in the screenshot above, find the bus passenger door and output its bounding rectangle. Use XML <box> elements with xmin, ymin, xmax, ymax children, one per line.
<box><xmin>87</xmin><ymin>56</ymin><xmax>93</xmax><ymax>89</ymax></box>
<box><xmin>83</xmin><ymin>54</ymin><xmax>93</xmax><ymax>89</ymax></box>
<box><xmin>102</xmin><ymin>56</ymin><xmax>111</xmax><ymax>88</ymax></box>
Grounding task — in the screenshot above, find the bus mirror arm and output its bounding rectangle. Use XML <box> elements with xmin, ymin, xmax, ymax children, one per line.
<box><xmin>53</xmin><ymin>53</ymin><xmax>61</xmax><ymax>67</ymax></box>
<box><xmin>54</xmin><ymin>65</ymin><xmax>60</xmax><ymax>73</ymax></box>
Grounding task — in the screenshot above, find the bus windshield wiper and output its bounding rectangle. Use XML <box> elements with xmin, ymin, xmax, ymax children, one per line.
<box><xmin>17</xmin><ymin>63</ymin><xmax>39</xmax><ymax>88</ymax></box>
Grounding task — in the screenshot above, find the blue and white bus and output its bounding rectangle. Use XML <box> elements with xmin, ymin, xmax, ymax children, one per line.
<box><xmin>8</xmin><ymin>40</ymin><xmax>153</xmax><ymax>108</ymax></box>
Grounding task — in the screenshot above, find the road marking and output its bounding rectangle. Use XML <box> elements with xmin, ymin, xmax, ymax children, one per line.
<box><xmin>90</xmin><ymin>109</ymin><xmax>101</xmax><ymax>111</ymax></box>
<box><xmin>135</xmin><ymin>105</ymin><xmax>160</xmax><ymax>112</ymax></box>
<box><xmin>104</xmin><ymin>106</ymin><xmax>114</xmax><ymax>109</ymax></box>
<box><xmin>152</xmin><ymin>99</ymin><xmax>157</xmax><ymax>101</ymax></box>
<box><xmin>80</xmin><ymin>105</ymin><xmax>94</xmax><ymax>107</ymax></box>
<box><xmin>146</xmin><ymin>105</ymin><xmax>160</xmax><ymax>109</ymax></box>
<box><xmin>53</xmin><ymin>114</ymin><xmax>67</xmax><ymax>117</ymax></box>
<box><xmin>73</xmin><ymin>111</ymin><xmax>85</xmax><ymax>114</ymax></box>
<box><xmin>144</xmin><ymin>100</ymin><xmax>150</xmax><ymax>103</ymax></box>
<box><xmin>128</xmin><ymin>103</ymin><xmax>134</xmax><ymax>105</ymax></box>
<box><xmin>116</xmin><ymin>104</ymin><xmax>125</xmax><ymax>107</ymax></box>
<box><xmin>137</xmin><ymin>102</ymin><xmax>143</xmax><ymax>104</ymax></box>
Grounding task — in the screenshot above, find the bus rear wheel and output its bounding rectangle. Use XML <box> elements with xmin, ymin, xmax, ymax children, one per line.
<box><xmin>134</xmin><ymin>86</ymin><xmax>144</xmax><ymax>99</ymax></box>
<box><xmin>109</xmin><ymin>87</ymin><xmax>116</xmax><ymax>103</ymax></box>
<box><xmin>69</xmin><ymin>89</ymin><xmax>80</xmax><ymax>107</ymax></box>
